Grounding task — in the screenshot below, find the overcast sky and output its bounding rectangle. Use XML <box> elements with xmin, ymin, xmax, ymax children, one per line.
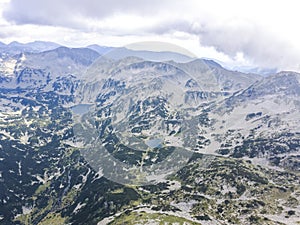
<box><xmin>0</xmin><ymin>0</ymin><xmax>300</xmax><ymax>72</ymax></box>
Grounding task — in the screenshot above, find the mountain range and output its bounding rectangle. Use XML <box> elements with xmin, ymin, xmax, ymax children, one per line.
<box><xmin>0</xmin><ymin>41</ymin><xmax>299</xmax><ymax>225</ymax></box>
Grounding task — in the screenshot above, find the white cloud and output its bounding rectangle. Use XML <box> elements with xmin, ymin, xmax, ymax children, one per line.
<box><xmin>1</xmin><ymin>0</ymin><xmax>300</xmax><ymax>72</ymax></box>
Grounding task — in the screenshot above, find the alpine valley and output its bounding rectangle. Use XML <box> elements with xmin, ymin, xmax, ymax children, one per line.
<box><xmin>0</xmin><ymin>41</ymin><xmax>299</xmax><ymax>225</ymax></box>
